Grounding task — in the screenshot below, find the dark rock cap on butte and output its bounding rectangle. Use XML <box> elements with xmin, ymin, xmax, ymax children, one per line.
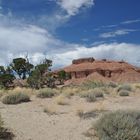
<box><xmin>72</xmin><ymin>57</ymin><xmax>95</xmax><ymax>64</ymax></box>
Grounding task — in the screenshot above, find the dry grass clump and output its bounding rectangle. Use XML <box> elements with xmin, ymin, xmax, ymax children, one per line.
<box><xmin>2</xmin><ymin>92</ymin><xmax>30</xmax><ymax>104</ymax></box>
<box><xmin>8</xmin><ymin>87</ymin><xmax>37</xmax><ymax>95</ymax></box>
<box><xmin>0</xmin><ymin>114</ymin><xmax>14</xmax><ymax>139</ymax></box>
<box><xmin>0</xmin><ymin>90</ymin><xmax>5</xmax><ymax>98</ymax></box>
<box><xmin>61</xmin><ymin>87</ymin><xmax>81</xmax><ymax>98</ymax></box>
<box><xmin>77</xmin><ymin>101</ymin><xmax>106</xmax><ymax>119</ymax></box>
<box><xmin>77</xmin><ymin>109</ymin><xmax>100</xmax><ymax>119</ymax></box>
<box><xmin>37</xmin><ymin>88</ymin><xmax>58</xmax><ymax>98</ymax></box>
<box><xmin>43</xmin><ymin>106</ymin><xmax>57</xmax><ymax>115</ymax></box>
<box><xmin>133</xmin><ymin>83</ymin><xmax>140</xmax><ymax>90</ymax></box>
<box><xmin>55</xmin><ymin>95</ymin><xmax>69</xmax><ymax>105</ymax></box>
<box><xmin>107</xmin><ymin>82</ymin><xmax>118</xmax><ymax>88</ymax></box>
<box><xmin>86</xmin><ymin>93</ymin><xmax>97</xmax><ymax>102</ymax></box>
<box><xmin>94</xmin><ymin>110</ymin><xmax>140</xmax><ymax>140</ymax></box>
<box><xmin>119</xmin><ymin>90</ymin><xmax>130</xmax><ymax>96</ymax></box>
<box><xmin>93</xmin><ymin>88</ymin><xmax>104</xmax><ymax>98</ymax></box>
<box><xmin>117</xmin><ymin>84</ymin><xmax>132</xmax><ymax>92</ymax></box>
<box><xmin>79</xmin><ymin>88</ymin><xmax>104</xmax><ymax>102</ymax></box>
<box><xmin>82</xmin><ymin>81</ymin><xmax>105</xmax><ymax>89</ymax></box>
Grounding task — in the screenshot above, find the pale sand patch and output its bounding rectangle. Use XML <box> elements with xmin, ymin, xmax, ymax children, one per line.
<box><xmin>0</xmin><ymin>94</ymin><xmax>140</xmax><ymax>140</ymax></box>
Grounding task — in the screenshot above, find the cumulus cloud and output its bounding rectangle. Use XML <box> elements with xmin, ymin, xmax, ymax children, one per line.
<box><xmin>57</xmin><ymin>0</ymin><xmax>94</xmax><ymax>16</ymax></box>
<box><xmin>0</xmin><ymin>1</ymin><xmax>139</xmax><ymax>69</ymax></box>
<box><xmin>51</xmin><ymin>43</ymin><xmax>140</xmax><ymax>68</ymax></box>
<box><xmin>0</xmin><ymin>22</ymin><xmax>140</xmax><ymax>68</ymax></box>
<box><xmin>100</xmin><ymin>29</ymin><xmax>135</xmax><ymax>38</ymax></box>
<box><xmin>0</xmin><ymin>23</ymin><xmax>78</xmax><ymax>66</ymax></box>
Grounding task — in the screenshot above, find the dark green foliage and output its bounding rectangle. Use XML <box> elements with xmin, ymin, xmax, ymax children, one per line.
<box><xmin>94</xmin><ymin>110</ymin><xmax>140</xmax><ymax>140</ymax></box>
<box><xmin>0</xmin><ymin>66</ymin><xmax>15</xmax><ymax>88</ymax></box>
<box><xmin>10</xmin><ymin>58</ymin><xmax>34</xmax><ymax>79</ymax></box>
<box><xmin>0</xmin><ymin>74</ymin><xmax>15</xmax><ymax>88</ymax></box>
<box><xmin>57</xmin><ymin>70</ymin><xmax>71</xmax><ymax>84</ymax></box>
<box><xmin>0</xmin><ymin>66</ymin><xmax>5</xmax><ymax>74</ymax></box>
<box><xmin>27</xmin><ymin>59</ymin><xmax>55</xmax><ymax>89</ymax></box>
<box><xmin>2</xmin><ymin>93</ymin><xmax>30</xmax><ymax>104</ymax></box>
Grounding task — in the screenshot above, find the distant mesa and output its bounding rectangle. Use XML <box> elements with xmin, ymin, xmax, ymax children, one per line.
<box><xmin>56</xmin><ymin>57</ymin><xmax>140</xmax><ymax>84</ymax></box>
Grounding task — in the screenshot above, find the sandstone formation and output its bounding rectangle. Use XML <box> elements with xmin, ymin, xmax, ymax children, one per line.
<box><xmin>60</xmin><ymin>57</ymin><xmax>140</xmax><ymax>84</ymax></box>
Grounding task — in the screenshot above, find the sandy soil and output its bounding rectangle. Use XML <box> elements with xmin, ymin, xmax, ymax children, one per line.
<box><xmin>0</xmin><ymin>94</ymin><xmax>140</xmax><ymax>140</ymax></box>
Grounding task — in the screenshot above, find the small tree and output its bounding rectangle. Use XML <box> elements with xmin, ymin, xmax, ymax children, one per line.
<box><xmin>57</xmin><ymin>70</ymin><xmax>68</xmax><ymax>84</ymax></box>
<box><xmin>27</xmin><ymin>58</ymin><xmax>54</xmax><ymax>89</ymax></box>
<box><xmin>10</xmin><ymin>58</ymin><xmax>34</xmax><ymax>79</ymax></box>
<box><xmin>0</xmin><ymin>66</ymin><xmax>15</xmax><ymax>88</ymax></box>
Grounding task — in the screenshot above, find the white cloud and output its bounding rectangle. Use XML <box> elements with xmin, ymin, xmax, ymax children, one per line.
<box><xmin>57</xmin><ymin>0</ymin><xmax>94</xmax><ymax>16</ymax></box>
<box><xmin>121</xmin><ymin>19</ymin><xmax>140</xmax><ymax>24</ymax></box>
<box><xmin>0</xmin><ymin>4</ymin><xmax>139</xmax><ymax>69</ymax></box>
<box><xmin>0</xmin><ymin>23</ymin><xmax>140</xmax><ymax>68</ymax></box>
<box><xmin>51</xmin><ymin>43</ymin><xmax>140</xmax><ymax>68</ymax></box>
<box><xmin>100</xmin><ymin>29</ymin><xmax>135</xmax><ymax>38</ymax></box>
<box><xmin>0</xmin><ymin>23</ymin><xmax>78</xmax><ymax>66</ymax></box>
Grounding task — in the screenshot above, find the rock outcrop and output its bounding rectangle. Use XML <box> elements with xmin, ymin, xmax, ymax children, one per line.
<box><xmin>72</xmin><ymin>57</ymin><xmax>95</xmax><ymax>64</ymax></box>
<box><xmin>60</xmin><ymin>57</ymin><xmax>140</xmax><ymax>84</ymax></box>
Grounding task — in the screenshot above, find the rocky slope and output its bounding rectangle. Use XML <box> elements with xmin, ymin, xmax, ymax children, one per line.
<box><xmin>61</xmin><ymin>57</ymin><xmax>140</xmax><ymax>84</ymax></box>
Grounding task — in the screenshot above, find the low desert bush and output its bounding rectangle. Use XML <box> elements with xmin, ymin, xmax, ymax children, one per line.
<box><xmin>82</xmin><ymin>81</ymin><xmax>104</xmax><ymax>89</ymax></box>
<box><xmin>119</xmin><ymin>90</ymin><xmax>130</xmax><ymax>96</ymax></box>
<box><xmin>8</xmin><ymin>87</ymin><xmax>37</xmax><ymax>95</ymax></box>
<box><xmin>43</xmin><ymin>107</ymin><xmax>57</xmax><ymax>115</ymax></box>
<box><xmin>94</xmin><ymin>110</ymin><xmax>140</xmax><ymax>140</ymax></box>
<box><xmin>77</xmin><ymin>109</ymin><xmax>100</xmax><ymax>119</ymax></box>
<box><xmin>61</xmin><ymin>87</ymin><xmax>81</xmax><ymax>98</ymax></box>
<box><xmin>81</xmin><ymin>89</ymin><xmax>104</xmax><ymax>102</ymax></box>
<box><xmin>86</xmin><ymin>93</ymin><xmax>97</xmax><ymax>102</ymax></box>
<box><xmin>37</xmin><ymin>88</ymin><xmax>57</xmax><ymax>98</ymax></box>
<box><xmin>117</xmin><ymin>84</ymin><xmax>132</xmax><ymax>92</ymax></box>
<box><xmin>107</xmin><ymin>82</ymin><xmax>118</xmax><ymax>88</ymax></box>
<box><xmin>93</xmin><ymin>88</ymin><xmax>104</xmax><ymax>98</ymax></box>
<box><xmin>2</xmin><ymin>93</ymin><xmax>30</xmax><ymax>104</ymax></box>
<box><xmin>0</xmin><ymin>114</ymin><xmax>14</xmax><ymax>139</ymax></box>
<box><xmin>55</xmin><ymin>95</ymin><xmax>69</xmax><ymax>105</ymax></box>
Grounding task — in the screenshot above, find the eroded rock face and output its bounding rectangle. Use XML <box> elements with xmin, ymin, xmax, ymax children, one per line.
<box><xmin>61</xmin><ymin>58</ymin><xmax>140</xmax><ymax>84</ymax></box>
<box><xmin>72</xmin><ymin>57</ymin><xmax>95</xmax><ymax>64</ymax></box>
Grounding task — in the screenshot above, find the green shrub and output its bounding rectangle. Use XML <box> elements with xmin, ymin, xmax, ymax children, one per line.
<box><xmin>94</xmin><ymin>110</ymin><xmax>140</xmax><ymax>140</ymax></box>
<box><xmin>2</xmin><ymin>93</ymin><xmax>30</xmax><ymax>104</ymax></box>
<box><xmin>37</xmin><ymin>88</ymin><xmax>57</xmax><ymax>98</ymax></box>
<box><xmin>117</xmin><ymin>84</ymin><xmax>132</xmax><ymax>92</ymax></box>
<box><xmin>119</xmin><ymin>90</ymin><xmax>130</xmax><ymax>96</ymax></box>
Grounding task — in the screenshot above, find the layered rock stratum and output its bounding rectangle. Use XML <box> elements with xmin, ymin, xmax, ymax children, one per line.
<box><xmin>60</xmin><ymin>57</ymin><xmax>140</xmax><ymax>84</ymax></box>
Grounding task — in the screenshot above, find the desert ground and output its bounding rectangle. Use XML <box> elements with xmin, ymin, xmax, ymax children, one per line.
<box><xmin>0</xmin><ymin>84</ymin><xmax>140</xmax><ymax>140</ymax></box>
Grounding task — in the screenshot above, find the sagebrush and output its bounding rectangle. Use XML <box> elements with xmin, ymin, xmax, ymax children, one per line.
<box><xmin>94</xmin><ymin>110</ymin><xmax>140</xmax><ymax>140</ymax></box>
<box><xmin>37</xmin><ymin>88</ymin><xmax>57</xmax><ymax>98</ymax></box>
<box><xmin>2</xmin><ymin>93</ymin><xmax>30</xmax><ymax>104</ymax></box>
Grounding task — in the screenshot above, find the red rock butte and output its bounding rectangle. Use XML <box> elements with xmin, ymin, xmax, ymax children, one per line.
<box><xmin>59</xmin><ymin>57</ymin><xmax>140</xmax><ymax>84</ymax></box>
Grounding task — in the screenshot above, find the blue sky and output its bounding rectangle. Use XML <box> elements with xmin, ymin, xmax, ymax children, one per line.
<box><xmin>0</xmin><ymin>0</ymin><xmax>140</xmax><ymax>67</ymax></box>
